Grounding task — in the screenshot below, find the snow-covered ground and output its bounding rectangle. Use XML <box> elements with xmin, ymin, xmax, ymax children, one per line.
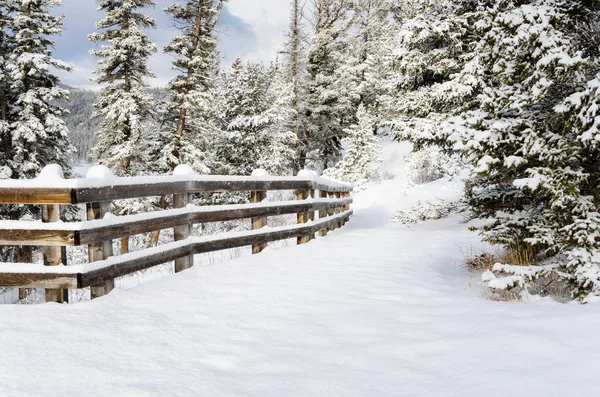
<box><xmin>1</xmin><ymin>140</ymin><xmax>600</xmax><ymax>396</ymax></box>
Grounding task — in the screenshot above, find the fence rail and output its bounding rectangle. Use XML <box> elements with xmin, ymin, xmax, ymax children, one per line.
<box><xmin>0</xmin><ymin>166</ymin><xmax>353</xmax><ymax>304</ymax></box>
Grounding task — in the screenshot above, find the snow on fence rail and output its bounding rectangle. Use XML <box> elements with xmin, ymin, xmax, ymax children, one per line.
<box><xmin>0</xmin><ymin>165</ymin><xmax>353</xmax><ymax>304</ymax></box>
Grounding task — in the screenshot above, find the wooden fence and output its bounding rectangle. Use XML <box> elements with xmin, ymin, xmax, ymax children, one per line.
<box><xmin>0</xmin><ymin>166</ymin><xmax>353</xmax><ymax>304</ymax></box>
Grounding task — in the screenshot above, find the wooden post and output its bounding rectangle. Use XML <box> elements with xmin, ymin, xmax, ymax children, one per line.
<box><xmin>251</xmin><ymin>190</ymin><xmax>268</xmax><ymax>254</ymax></box>
<box><xmin>87</xmin><ymin>202</ymin><xmax>114</xmax><ymax>299</ymax></box>
<box><xmin>319</xmin><ymin>190</ymin><xmax>328</xmax><ymax>237</ymax></box>
<box><xmin>309</xmin><ymin>189</ymin><xmax>316</xmax><ymax>240</ymax></box>
<box><xmin>343</xmin><ymin>192</ymin><xmax>351</xmax><ymax>224</ymax></box>
<box><xmin>43</xmin><ymin>204</ymin><xmax>65</xmax><ymax>303</ymax></box>
<box><xmin>16</xmin><ymin>246</ymin><xmax>33</xmax><ymax>301</ymax></box>
<box><xmin>297</xmin><ymin>188</ymin><xmax>311</xmax><ymax>245</ymax></box>
<box><xmin>327</xmin><ymin>192</ymin><xmax>336</xmax><ymax>232</ymax></box>
<box><xmin>174</xmin><ymin>193</ymin><xmax>193</xmax><ymax>272</ymax></box>
<box><xmin>334</xmin><ymin>192</ymin><xmax>343</xmax><ymax>228</ymax></box>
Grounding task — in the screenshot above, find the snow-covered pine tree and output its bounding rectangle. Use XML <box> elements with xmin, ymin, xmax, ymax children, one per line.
<box><xmin>324</xmin><ymin>103</ymin><xmax>381</xmax><ymax>188</ymax></box>
<box><xmin>281</xmin><ymin>0</ymin><xmax>308</xmax><ymax>174</ymax></box>
<box><xmin>0</xmin><ymin>0</ymin><xmax>15</xmax><ymax>180</ymax></box>
<box><xmin>446</xmin><ymin>0</ymin><xmax>600</xmax><ymax>299</ymax></box>
<box><xmin>345</xmin><ymin>0</ymin><xmax>395</xmax><ymax>129</ymax></box>
<box><xmin>160</xmin><ymin>0</ymin><xmax>226</xmax><ymax>174</ymax></box>
<box><xmin>212</xmin><ymin>58</ymin><xmax>295</xmax><ymax>177</ymax></box>
<box><xmin>8</xmin><ymin>0</ymin><xmax>74</xmax><ymax>180</ymax></box>
<box><xmin>387</xmin><ymin>0</ymin><xmax>486</xmax><ymax>148</ymax></box>
<box><xmin>89</xmin><ymin>0</ymin><xmax>157</xmax><ymax>177</ymax></box>
<box><xmin>302</xmin><ymin>0</ymin><xmax>353</xmax><ymax>170</ymax></box>
<box><xmin>0</xmin><ymin>0</ymin><xmax>74</xmax><ymax>263</ymax></box>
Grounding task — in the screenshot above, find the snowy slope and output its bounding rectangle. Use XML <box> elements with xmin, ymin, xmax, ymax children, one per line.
<box><xmin>1</xmin><ymin>140</ymin><xmax>600</xmax><ymax>396</ymax></box>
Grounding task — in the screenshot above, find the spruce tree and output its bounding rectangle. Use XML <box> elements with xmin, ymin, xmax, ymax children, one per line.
<box><xmin>89</xmin><ymin>0</ymin><xmax>157</xmax><ymax>177</ymax></box>
<box><xmin>161</xmin><ymin>0</ymin><xmax>226</xmax><ymax>173</ymax></box>
<box><xmin>0</xmin><ymin>0</ymin><xmax>15</xmax><ymax>180</ymax></box>
<box><xmin>303</xmin><ymin>0</ymin><xmax>353</xmax><ymax>170</ymax></box>
<box><xmin>346</xmin><ymin>0</ymin><xmax>394</xmax><ymax>127</ymax></box>
<box><xmin>445</xmin><ymin>0</ymin><xmax>600</xmax><ymax>299</ymax></box>
<box><xmin>212</xmin><ymin>58</ymin><xmax>295</xmax><ymax>177</ymax></box>
<box><xmin>0</xmin><ymin>0</ymin><xmax>74</xmax><ymax>263</ymax></box>
<box><xmin>388</xmin><ymin>0</ymin><xmax>486</xmax><ymax>148</ymax></box>
<box><xmin>282</xmin><ymin>0</ymin><xmax>308</xmax><ymax>174</ymax></box>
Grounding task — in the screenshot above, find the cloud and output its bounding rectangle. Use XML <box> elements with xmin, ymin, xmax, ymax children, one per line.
<box><xmin>52</xmin><ymin>0</ymin><xmax>290</xmax><ymax>88</ymax></box>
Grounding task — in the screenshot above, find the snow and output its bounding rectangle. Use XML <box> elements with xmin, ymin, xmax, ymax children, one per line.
<box><xmin>1</xmin><ymin>141</ymin><xmax>600</xmax><ymax>396</ymax></box>
<box><xmin>250</xmin><ymin>168</ymin><xmax>269</xmax><ymax>177</ymax></box>
<box><xmin>0</xmin><ymin>167</ymin><xmax>352</xmax><ymax>191</ymax></box>
<box><xmin>37</xmin><ymin>164</ymin><xmax>64</xmax><ymax>180</ymax></box>
<box><xmin>85</xmin><ymin>164</ymin><xmax>114</xmax><ymax>180</ymax></box>
<box><xmin>172</xmin><ymin>164</ymin><xmax>198</xmax><ymax>177</ymax></box>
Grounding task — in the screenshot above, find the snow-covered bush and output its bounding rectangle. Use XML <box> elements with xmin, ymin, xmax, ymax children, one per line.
<box><xmin>392</xmin><ymin>200</ymin><xmax>460</xmax><ymax>225</ymax></box>
<box><xmin>405</xmin><ymin>146</ymin><xmax>463</xmax><ymax>185</ymax></box>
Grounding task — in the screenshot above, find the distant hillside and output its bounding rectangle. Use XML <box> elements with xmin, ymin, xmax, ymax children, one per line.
<box><xmin>59</xmin><ymin>87</ymin><xmax>168</xmax><ymax>161</ymax></box>
<box><xmin>57</xmin><ymin>88</ymin><xmax>98</xmax><ymax>161</ymax></box>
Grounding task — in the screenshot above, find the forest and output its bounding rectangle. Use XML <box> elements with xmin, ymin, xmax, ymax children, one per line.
<box><xmin>1</xmin><ymin>0</ymin><xmax>600</xmax><ymax>300</ymax></box>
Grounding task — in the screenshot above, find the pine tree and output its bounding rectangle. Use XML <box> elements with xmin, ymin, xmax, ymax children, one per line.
<box><xmin>0</xmin><ymin>0</ymin><xmax>16</xmax><ymax>180</ymax></box>
<box><xmin>160</xmin><ymin>0</ymin><xmax>226</xmax><ymax>173</ymax></box>
<box><xmin>7</xmin><ymin>0</ymin><xmax>74</xmax><ymax>181</ymax></box>
<box><xmin>387</xmin><ymin>0</ymin><xmax>486</xmax><ymax>148</ymax></box>
<box><xmin>346</xmin><ymin>0</ymin><xmax>395</xmax><ymax>127</ymax></box>
<box><xmin>445</xmin><ymin>0</ymin><xmax>600</xmax><ymax>299</ymax></box>
<box><xmin>212</xmin><ymin>58</ymin><xmax>295</xmax><ymax>177</ymax></box>
<box><xmin>282</xmin><ymin>0</ymin><xmax>308</xmax><ymax>174</ymax></box>
<box><xmin>303</xmin><ymin>0</ymin><xmax>354</xmax><ymax>170</ymax></box>
<box><xmin>89</xmin><ymin>0</ymin><xmax>157</xmax><ymax>177</ymax></box>
<box><xmin>324</xmin><ymin>103</ymin><xmax>381</xmax><ymax>188</ymax></box>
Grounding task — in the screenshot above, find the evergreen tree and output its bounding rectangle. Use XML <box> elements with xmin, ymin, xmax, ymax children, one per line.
<box><xmin>445</xmin><ymin>0</ymin><xmax>600</xmax><ymax>299</ymax></box>
<box><xmin>89</xmin><ymin>0</ymin><xmax>157</xmax><ymax>177</ymax></box>
<box><xmin>324</xmin><ymin>103</ymin><xmax>381</xmax><ymax>187</ymax></box>
<box><xmin>0</xmin><ymin>0</ymin><xmax>16</xmax><ymax>180</ymax></box>
<box><xmin>7</xmin><ymin>0</ymin><xmax>74</xmax><ymax>181</ymax></box>
<box><xmin>302</xmin><ymin>0</ymin><xmax>353</xmax><ymax>170</ymax></box>
<box><xmin>212</xmin><ymin>58</ymin><xmax>295</xmax><ymax>177</ymax></box>
<box><xmin>160</xmin><ymin>0</ymin><xmax>226</xmax><ymax>173</ymax></box>
<box><xmin>387</xmin><ymin>0</ymin><xmax>486</xmax><ymax>148</ymax></box>
<box><xmin>345</xmin><ymin>0</ymin><xmax>395</xmax><ymax>127</ymax></box>
<box><xmin>281</xmin><ymin>0</ymin><xmax>308</xmax><ymax>174</ymax></box>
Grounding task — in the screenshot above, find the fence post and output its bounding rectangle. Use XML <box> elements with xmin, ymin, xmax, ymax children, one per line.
<box><xmin>174</xmin><ymin>192</ymin><xmax>193</xmax><ymax>272</ymax></box>
<box><xmin>335</xmin><ymin>192</ymin><xmax>343</xmax><ymax>228</ymax></box>
<box><xmin>250</xmin><ymin>169</ymin><xmax>269</xmax><ymax>254</ymax></box>
<box><xmin>87</xmin><ymin>201</ymin><xmax>114</xmax><ymax>299</ymax></box>
<box><xmin>172</xmin><ymin>165</ymin><xmax>195</xmax><ymax>273</ymax></box>
<box><xmin>42</xmin><ymin>203</ymin><xmax>65</xmax><ymax>303</ymax></box>
<box><xmin>319</xmin><ymin>190</ymin><xmax>328</xmax><ymax>237</ymax></box>
<box><xmin>296</xmin><ymin>188</ymin><xmax>311</xmax><ymax>245</ymax></box>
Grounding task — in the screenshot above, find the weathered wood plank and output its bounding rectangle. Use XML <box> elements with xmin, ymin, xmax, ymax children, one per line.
<box><xmin>73</xmin><ymin>180</ymin><xmax>316</xmax><ymax>203</ymax></box>
<box><xmin>0</xmin><ymin>211</ymin><xmax>353</xmax><ymax>290</ymax></box>
<box><xmin>0</xmin><ymin>229</ymin><xmax>76</xmax><ymax>247</ymax></box>
<box><xmin>0</xmin><ymin>188</ymin><xmax>74</xmax><ymax>205</ymax></box>
<box><xmin>0</xmin><ymin>272</ymin><xmax>78</xmax><ymax>289</ymax></box>
<box><xmin>78</xmin><ymin>211</ymin><xmax>353</xmax><ymax>289</ymax></box>
<box><xmin>0</xmin><ymin>199</ymin><xmax>352</xmax><ymax>247</ymax></box>
<box><xmin>0</xmin><ymin>178</ymin><xmax>352</xmax><ymax>205</ymax></box>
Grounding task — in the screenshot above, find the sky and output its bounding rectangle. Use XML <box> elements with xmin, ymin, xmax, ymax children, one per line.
<box><xmin>53</xmin><ymin>0</ymin><xmax>291</xmax><ymax>88</ymax></box>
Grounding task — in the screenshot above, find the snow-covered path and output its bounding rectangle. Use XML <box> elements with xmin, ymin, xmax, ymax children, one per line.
<box><xmin>2</xmin><ymin>142</ymin><xmax>600</xmax><ymax>396</ymax></box>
